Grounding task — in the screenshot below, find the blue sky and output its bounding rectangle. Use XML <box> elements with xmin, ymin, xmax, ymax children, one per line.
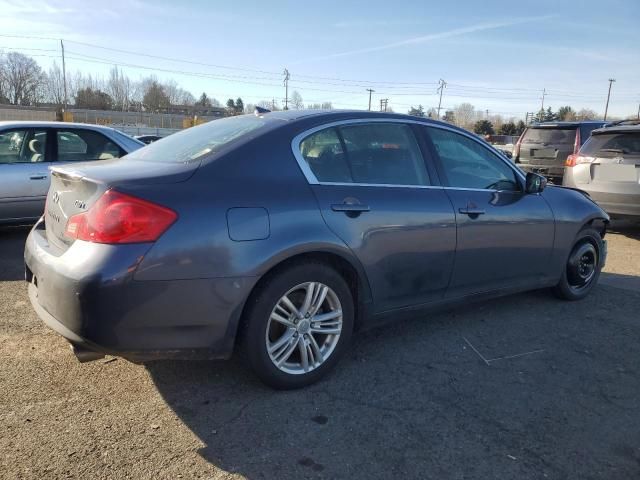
<box><xmin>1</xmin><ymin>0</ymin><xmax>638</xmax><ymax>119</ymax></box>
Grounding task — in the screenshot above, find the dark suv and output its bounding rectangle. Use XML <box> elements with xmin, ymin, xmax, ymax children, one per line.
<box><xmin>514</xmin><ymin>121</ymin><xmax>608</xmax><ymax>183</ymax></box>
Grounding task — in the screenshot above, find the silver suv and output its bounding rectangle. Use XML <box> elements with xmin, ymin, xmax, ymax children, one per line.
<box><xmin>514</xmin><ymin>121</ymin><xmax>608</xmax><ymax>184</ymax></box>
<box><xmin>563</xmin><ymin>122</ymin><xmax>640</xmax><ymax>218</ymax></box>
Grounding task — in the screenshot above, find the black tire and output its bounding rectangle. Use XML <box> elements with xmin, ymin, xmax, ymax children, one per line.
<box><xmin>553</xmin><ymin>227</ymin><xmax>603</xmax><ymax>301</ymax></box>
<box><xmin>241</xmin><ymin>262</ymin><xmax>354</xmax><ymax>389</ymax></box>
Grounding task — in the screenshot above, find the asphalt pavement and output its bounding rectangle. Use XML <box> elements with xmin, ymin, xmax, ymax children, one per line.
<box><xmin>1</xmin><ymin>223</ymin><xmax>639</xmax><ymax>479</ymax></box>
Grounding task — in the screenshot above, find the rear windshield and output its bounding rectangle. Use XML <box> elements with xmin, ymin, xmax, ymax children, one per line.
<box><xmin>581</xmin><ymin>132</ymin><xmax>640</xmax><ymax>157</ymax></box>
<box><xmin>125</xmin><ymin>115</ymin><xmax>267</xmax><ymax>163</ymax></box>
<box><xmin>522</xmin><ymin>127</ymin><xmax>576</xmax><ymax>145</ymax></box>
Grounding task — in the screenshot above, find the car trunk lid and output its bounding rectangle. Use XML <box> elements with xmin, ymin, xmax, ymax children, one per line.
<box><xmin>45</xmin><ymin>158</ymin><xmax>198</xmax><ymax>251</ymax></box>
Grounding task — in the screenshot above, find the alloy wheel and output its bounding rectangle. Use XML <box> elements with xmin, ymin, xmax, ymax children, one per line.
<box><xmin>265</xmin><ymin>282</ymin><xmax>343</xmax><ymax>375</ymax></box>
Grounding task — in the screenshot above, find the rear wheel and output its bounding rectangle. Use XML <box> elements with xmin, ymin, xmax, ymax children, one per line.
<box><xmin>241</xmin><ymin>262</ymin><xmax>354</xmax><ymax>389</ymax></box>
<box><xmin>553</xmin><ymin>227</ymin><xmax>603</xmax><ymax>301</ymax></box>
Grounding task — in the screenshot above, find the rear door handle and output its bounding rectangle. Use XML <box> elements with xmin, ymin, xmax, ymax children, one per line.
<box><xmin>458</xmin><ymin>207</ymin><xmax>485</xmax><ymax>215</ymax></box>
<box><xmin>29</xmin><ymin>173</ymin><xmax>48</xmax><ymax>180</ymax></box>
<box><xmin>331</xmin><ymin>204</ymin><xmax>370</xmax><ymax>213</ymax></box>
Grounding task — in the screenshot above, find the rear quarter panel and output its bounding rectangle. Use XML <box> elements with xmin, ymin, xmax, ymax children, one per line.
<box><xmin>129</xmin><ymin>125</ymin><xmax>369</xmax><ymax>296</ymax></box>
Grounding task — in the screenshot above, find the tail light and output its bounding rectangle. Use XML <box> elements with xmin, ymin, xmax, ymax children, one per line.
<box><xmin>573</xmin><ymin>128</ymin><xmax>581</xmax><ymax>155</ymax></box>
<box><xmin>565</xmin><ymin>154</ymin><xmax>579</xmax><ymax>167</ymax></box>
<box><xmin>565</xmin><ymin>154</ymin><xmax>595</xmax><ymax>167</ymax></box>
<box><xmin>65</xmin><ymin>190</ymin><xmax>177</xmax><ymax>244</ymax></box>
<box><xmin>513</xmin><ymin>130</ymin><xmax>525</xmax><ymax>160</ymax></box>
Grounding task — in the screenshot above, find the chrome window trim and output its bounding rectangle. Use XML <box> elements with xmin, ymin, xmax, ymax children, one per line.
<box><xmin>290</xmin><ymin>118</ymin><xmax>526</xmax><ymax>192</ymax></box>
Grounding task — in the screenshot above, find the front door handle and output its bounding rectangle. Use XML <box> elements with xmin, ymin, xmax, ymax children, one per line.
<box><xmin>29</xmin><ymin>173</ymin><xmax>48</xmax><ymax>180</ymax></box>
<box><xmin>458</xmin><ymin>207</ymin><xmax>485</xmax><ymax>215</ymax></box>
<box><xmin>331</xmin><ymin>204</ymin><xmax>370</xmax><ymax>213</ymax></box>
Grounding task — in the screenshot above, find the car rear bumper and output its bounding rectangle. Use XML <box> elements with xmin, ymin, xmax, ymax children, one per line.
<box><xmin>24</xmin><ymin>222</ymin><xmax>256</xmax><ymax>362</ymax></box>
<box><xmin>518</xmin><ymin>163</ymin><xmax>565</xmax><ymax>183</ymax></box>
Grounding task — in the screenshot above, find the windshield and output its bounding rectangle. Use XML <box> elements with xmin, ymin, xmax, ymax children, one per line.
<box><xmin>581</xmin><ymin>132</ymin><xmax>640</xmax><ymax>157</ymax></box>
<box><xmin>522</xmin><ymin>127</ymin><xmax>576</xmax><ymax>145</ymax></box>
<box><xmin>125</xmin><ymin>115</ymin><xmax>267</xmax><ymax>163</ymax></box>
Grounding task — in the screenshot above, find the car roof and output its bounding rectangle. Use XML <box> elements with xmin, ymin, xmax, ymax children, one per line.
<box><xmin>529</xmin><ymin>121</ymin><xmax>607</xmax><ymax>128</ymax></box>
<box><xmin>592</xmin><ymin>124</ymin><xmax>640</xmax><ymax>135</ymax></box>
<box><xmin>0</xmin><ymin>120</ymin><xmax>120</xmax><ymax>133</ymax></box>
<box><xmin>256</xmin><ymin>109</ymin><xmax>471</xmax><ymax>134</ymax></box>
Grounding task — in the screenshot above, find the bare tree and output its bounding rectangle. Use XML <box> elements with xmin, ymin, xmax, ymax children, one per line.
<box><xmin>453</xmin><ymin>103</ymin><xmax>476</xmax><ymax>129</ymax></box>
<box><xmin>576</xmin><ymin>108</ymin><xmax>598</xmax><ymax>120</ymax></box>
<box><xmin>0</xmin><ymin>52</ymin><xmax>45</xmax><ymax>105</ymax></box>
<box><xmin>290</xmin><ymin>90</ymin><xmax>304</xmax><ymax>110</ymax></box>
<box><xmin>107</xmin><ymin>66</ymin><xmax>132</xmax><ymax>111</ymax></box>
<box><xmin>44</xmin><ymin>62</ymin><xmax>66</xmax><ymax>106</ymax></box>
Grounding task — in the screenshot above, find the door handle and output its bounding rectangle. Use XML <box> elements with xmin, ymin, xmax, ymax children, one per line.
<box><xmin>331</xmin><ymin>204</ymin><xmax>370</xmax><ymax>213</ymax></box>
<box><xmin>29</xmin><ymin>173</ymin><xmax>48</xmax><ymax>180</ymax></box>
<box><xmin>458</xmin><ymin>207</ymin><xmax>485</xmax><ymax>215</ymax></box>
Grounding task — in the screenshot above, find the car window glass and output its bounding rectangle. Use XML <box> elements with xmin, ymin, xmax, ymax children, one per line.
<box><xmin>0</xmin><ymin>129</ymin><xmax>48</xmax><ymax>164</ymax></box>
<box><xmin>300</xmin><ymin>127</ymin><xmax>351</xmax><ymax>183</ymax></box>
<box><xmin>581</xmin><ymin>132</ymin><xmax>640</xmax><ymax>158</ymax></box>
<box><xmin>428</xmin><ymin>127</ymin><xmax>520</xmax><ymax>191</ymax></box>
<box><xmin>57</xmin><ymin>130</ymin><xmax>123</xmax><ymax>161</ymax></box>
<box><xmin>337</xmin><ymin>123</ymin><xmax>429</xmax><ymax>186</ymax></box>
<box><xmin>522</xmin><ymin>127</ymin><xmax>576</xmax><ymax>145</ymax></box>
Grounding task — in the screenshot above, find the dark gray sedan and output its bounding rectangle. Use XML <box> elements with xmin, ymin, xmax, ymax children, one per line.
<box><xmin>24</xmin><ymin>110</ymin><xmax>609</xmax><ymax>388</ymax></box>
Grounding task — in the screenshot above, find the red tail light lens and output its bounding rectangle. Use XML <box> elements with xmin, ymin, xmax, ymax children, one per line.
<box><xmin>573</xmin><ymin>128</ymin><xmax>581</xmax><ymax>155</ymax></box>
<box><xmin>65</xmin><ymin>190</ymin><xmax>177</xmax><ymax>244</ymax></box>
<box><xmin>565</xmin><ymin>154</ymin><xmax>579</xmax><ymax>167</ymax></box>
<box><xmin>513</xmin><ymin>131</ymin><xmax>525</xmax><ymax>159</ymax></box>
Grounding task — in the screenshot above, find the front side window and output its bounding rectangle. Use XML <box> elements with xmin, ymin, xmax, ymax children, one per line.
<box><xmin>299</xmin><ymin>123</ymin><xmax>430</xmax><ymax>186</ymax></box>
<box><xmin>0</xmin><ymin>129</ymin><xmax>47</xmax><ymax>163</ymax></box>
<box><xmin>56</xmin><ymin>130</ymin><xmax>123</xmax><ymax>162</ymax></box>
<box><xmin>427</xmin><ymin>127</ymin><xmax>520</xmax><ymax>191</ymax></box>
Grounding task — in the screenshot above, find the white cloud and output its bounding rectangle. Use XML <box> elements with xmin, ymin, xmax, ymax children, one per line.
<box><xmin>304</xmin><ymin>15</ymin><xmax>558</xmax><ymax>62</ymax></box>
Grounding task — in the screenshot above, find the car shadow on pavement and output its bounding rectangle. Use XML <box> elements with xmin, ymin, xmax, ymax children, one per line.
<box><xmin>609</xmin><ymin>219</ymin><xmax>640</xmax><ymax>241</ymax></box>
<box><xmin>0</xmin><ymin>226</ymin><xmax>30</xmax><ymax>281</ymax></box>
<box><xmin>146</xmin><ymin>284</ymin><xmax>640</xmax><ymax>479</ymax></box>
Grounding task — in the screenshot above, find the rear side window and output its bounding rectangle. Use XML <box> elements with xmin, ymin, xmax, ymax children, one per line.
<box><xmin>299</xmin><ymin>123</ymin><xmax>430</xmax><ymax>186</ymax></box>
<box><xmin>56</xmin><ymin>129</ymin><xmax>123</xmax><ymax>161</ymax></box>
<box><xmin>522</xmin><ymin>127</ymin><xmax>576</xmax><ymax>145</ymax></box>
<box><xmin>581</xmin><ymin>132</ymin><xmax>640</xmax><ymax>157</ymax></box>
<box><xmin>126</xmin><ymin>115</ymin><xmax>266</xmax><ymax>163</ymax></box>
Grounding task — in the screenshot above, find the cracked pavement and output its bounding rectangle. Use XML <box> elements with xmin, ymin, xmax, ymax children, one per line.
<box><xmin>1</xmin><ymin>222</ymin><xmax>640</xmax><ymax>479</ymax></box>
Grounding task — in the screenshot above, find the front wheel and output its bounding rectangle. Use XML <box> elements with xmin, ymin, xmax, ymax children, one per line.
<box><xmin>553</xmin><ymin>227</ymin><xmax>603</xmax><ymax>301</ymax></box>
<box><xmin>241</xmin><ymin>262</ymin><xmax>354</xmax><ymax>389</ymax></box>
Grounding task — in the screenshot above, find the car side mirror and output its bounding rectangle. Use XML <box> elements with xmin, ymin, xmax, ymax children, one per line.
<box><xmin>525</xmin><ymin>172</ymin><xmax>547</xmax><ymax>194</ymax></box>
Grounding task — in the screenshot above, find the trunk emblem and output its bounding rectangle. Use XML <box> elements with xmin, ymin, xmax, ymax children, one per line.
<box><xmin>74</xmin><ymin>200</ymin><xmax>87</xmax><ymax>209</ymax></box>
<box><xmin>52</xmin><ymin>191</ymin><xmax>60</xmax><ymax>204</ymax></box>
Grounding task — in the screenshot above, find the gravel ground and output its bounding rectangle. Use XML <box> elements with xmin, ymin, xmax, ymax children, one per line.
<box><xmin>1</xmin><ymin>222</ymin><xmax>639</xmax><ymax>479</ymax></box>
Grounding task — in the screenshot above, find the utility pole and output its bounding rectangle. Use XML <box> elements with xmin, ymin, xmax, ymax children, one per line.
<box><xmin>60</xmin><ymin>39</ymin><xmax>68</xmax><ymax>114</ymax></box>
<box><xmin>539</xmin><ymin>88</ymin><xmax>546</xmax><ymax>120</ymax></box>
<box><xmin>366</xmin><ymin>89</ymin><xmax>374</xmax><ymax>111</ymax></box>
<box><xmin>604</xmin><ymin>78</ymin><xmax>616</xmax><ymax>121</ymax></box>
<box><xmin>485</xmin><ymin>109</ymin><xmax>489</xmax><ymax>120</ymax></box>
<box><xmin>436</xmin><ymin>79</ymin><xmax>447</xmax><ymax>119</ymax></box>
<box><xmin>380</xmin><ymin>98</ymin><xmax>388</xmax><ymax>112</ymax></box>
<box><xmin>283</xmin><ymin>69</ymin><xmax>290</xmax><ymax>110</ymax></box>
